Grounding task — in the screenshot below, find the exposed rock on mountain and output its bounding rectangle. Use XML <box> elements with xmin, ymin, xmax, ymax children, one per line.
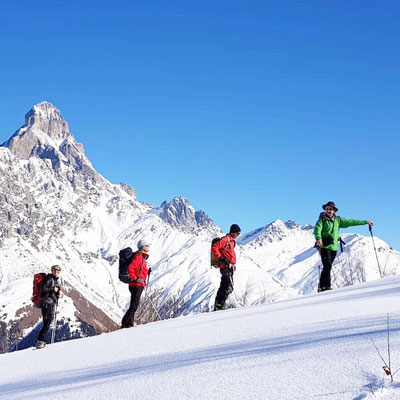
<box><xmin>159</xmin><ymin>197</ymin><xmax>219</xmax><ymax>234</ymax></box>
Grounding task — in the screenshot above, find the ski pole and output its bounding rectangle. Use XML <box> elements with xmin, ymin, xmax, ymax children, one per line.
<box><xmin>369</xmin><ymin>225</ymin><xmax>382</xmax><ymax>277</ymax></box>
<box><xmin>144</xmin><ymin>269</ymin><xmax>162</xmax><ymax>321</ymax></box>
<box><xmin>51</xmin><ymin>300</ymin><xmax>58</xmax><ymax>344</ymax></box>
<box><xmin>144</xmin><ymin>292</ymin><xmax>162</xmax><ymax>321</ymax></box>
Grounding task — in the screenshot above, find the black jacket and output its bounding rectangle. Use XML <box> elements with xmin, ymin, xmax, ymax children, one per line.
<box><xmin>41</xmin><ymin>274</ymin><xmax>61</xmax><ymax>306</ymax></box>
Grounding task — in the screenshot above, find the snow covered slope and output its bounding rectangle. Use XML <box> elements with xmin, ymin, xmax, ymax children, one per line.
<box><xmin>0</xmin><ymin>102</ymin><xmax>399</xmax><ymax>354</ymax></box>
<box><xmin>1</xmin><ymin>276</ymin><xmax>400</xmax><ymax>400</ymax></box>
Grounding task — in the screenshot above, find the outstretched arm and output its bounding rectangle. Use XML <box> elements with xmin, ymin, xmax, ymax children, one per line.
<box><xmin>339</xmin><ymin>218</ymin><xmax>374</xmax><ymax>228</ymax></box>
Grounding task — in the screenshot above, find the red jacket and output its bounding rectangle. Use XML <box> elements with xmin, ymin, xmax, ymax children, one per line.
<box><xmin>128</xmin><ymin>252</ymin><xmax>149</xmax><ymax>287</ymax></box>
<box><xmin>211</xmin><ymin>234</ymin><xmax>237</xmax><ymax>266</ymax></box>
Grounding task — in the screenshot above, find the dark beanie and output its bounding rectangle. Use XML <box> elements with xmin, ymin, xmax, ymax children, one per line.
<box><xmin>229</xmin><ymin>224</ymin><xmax>241</xmax><ymax>233</ymax></box>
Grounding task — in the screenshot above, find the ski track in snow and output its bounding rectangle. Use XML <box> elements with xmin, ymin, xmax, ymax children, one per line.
<box><xmin>1</xmin><ymin>276</ymin><xmax>400</xmax><ymax>400</ymax></box>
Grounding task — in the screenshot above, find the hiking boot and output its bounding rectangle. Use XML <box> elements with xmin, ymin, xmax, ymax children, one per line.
<box><xmin>36</xmin><ymin>340</ymin><xmax>46</xmax><ymax>349</ymax></box>
<box><xmin>318</xmin><ymin>286</ymin><xmax>332</xmax><ymax>292</ymax></box>
<box><xmin>213</xmin><ymin>303</ymin><xmax>223</xmax><ymax>311</ymax></box>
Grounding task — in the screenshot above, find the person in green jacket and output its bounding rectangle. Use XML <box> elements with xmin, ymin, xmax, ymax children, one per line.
<box><xmin>314</xmin><ymin>201</ymin><xmax>374</xmax><ymax>292</ymax></box>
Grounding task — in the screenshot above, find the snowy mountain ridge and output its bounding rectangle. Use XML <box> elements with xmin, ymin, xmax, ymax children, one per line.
<box><xmin>0</xmin><ymin>102</ymin><xmax>399</xmax><ymax>353</ymax></box>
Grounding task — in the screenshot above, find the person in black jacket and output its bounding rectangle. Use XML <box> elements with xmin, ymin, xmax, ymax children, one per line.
<box><xmin>36</xmin><ymin>265</ymin><xmax>62</xmax><ymax>349</ymax></box>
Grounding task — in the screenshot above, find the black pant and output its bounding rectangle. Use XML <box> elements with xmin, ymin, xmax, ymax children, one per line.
<box><xmin>319</xmin><ymin>248</ymin><xmax>337</xmax><ymax>288</ymax></box>
<box><xmin>121</xmin><ymin>286</ymin><xmax>144</xmax><ymax>328</ymax></box>
<box><xmin>38</xmin><ymin>304</ymin><xmax>55</xmax><ymax>342</ymax></box>
<box><xmin>215</xmin><ymin>267</ymin><xmax>234</xmax><ymax>308</ymax></box>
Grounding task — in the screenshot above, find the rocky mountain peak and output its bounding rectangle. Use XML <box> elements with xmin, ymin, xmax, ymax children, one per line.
<box><xmin>159</xmin><ymin>197</ymin><xmax>217</xmax><ymax>234</ymax></box>
<box><xmin>1</xmin><ymin>102</ymin><xmax>89</xmax><ymax>171</ymax></box>
<box><xmin>24</xmin><ymin>101</ymin><xmax>70</xmax><ymax>147</ymax></box>
<box><xmin>26</xmin><ymin>101</ymin><xmax>65</xmax><ymax>122</ymax></box>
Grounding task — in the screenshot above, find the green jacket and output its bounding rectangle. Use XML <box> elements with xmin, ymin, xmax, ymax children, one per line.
<box><xmin>314</xmin><ymin>212</ymin><xmax>368</xmax><ymax>251</ymax></box>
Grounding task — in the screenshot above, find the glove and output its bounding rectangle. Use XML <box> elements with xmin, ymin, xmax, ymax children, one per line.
<box><xmin>44</xmin><ymin>297</ymin><xmax>54</xmax><ymax>305</ymax></box>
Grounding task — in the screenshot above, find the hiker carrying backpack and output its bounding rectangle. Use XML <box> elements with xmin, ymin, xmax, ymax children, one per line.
<box><xmin>120</xmin><ymin>239</ymin><xmax>151</xmax><ymax>328</ymax></box>
<box><xmin>211</xmin><ymin>236</ymin><xmax>231</xmax><ymax>268</ymax></box>
<box><xmin>35</xmin><ymin>265</ymin><xmax>63</xmax><ymax>349</ymax></box>
<box><xmin>211</xmin><ymin>224</ymin><xmax>241</xmax><ymax>311</ymax></box>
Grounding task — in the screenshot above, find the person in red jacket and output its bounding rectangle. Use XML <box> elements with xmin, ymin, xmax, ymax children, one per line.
<box><xmin>212</xmin><ymin>224</ymin><xmax>241</xmax><ymax>311</ymax></box>
<box><xmin>121</xmin><ymin>239</ymin><xmax>150</xmax><ymax>328</ymax></box>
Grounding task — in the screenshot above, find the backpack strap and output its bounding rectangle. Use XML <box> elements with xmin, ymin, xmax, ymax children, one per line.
<box><xmin>138</xmin><ymin>252</ymin><xmax>145</xmax><ymax>273</ymax></box>
<box><xmin>131</xmin><ymin>252</ymin><xmax>146</xmax><ymax>283</ymax></box>
<box><xmin>320</xmin><ymin>213</ymin><xmax>341</xmax><ymax>227</ymax></box>
<box><xmin>219</xmin><ymin>236</ymin><xmax>231</xmax><ymax>264</ymax></box>
<box><xmin>222</xmin><ymin>236</ymin><xmax>230</xmax><ymax>255</ymax></box>
<box><xmin>320</xmin><ymin>213</ymin><xmax>342</xmax><ymax>243</ymax></box>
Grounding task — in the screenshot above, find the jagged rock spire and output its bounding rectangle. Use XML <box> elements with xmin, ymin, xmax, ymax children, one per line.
<box><xmin>159</xmin><ymin>197</ymin><xmax>218</xmax><ymax>233</ymax></box>
<box><xmin>24</xmin><ymin>101</ymin><xmax>70</xmax><ymax>145</ymax></box>
<box><xmin>1</xmin><ymin>101</ymin><xmax>88</xmax><ymax>169</ymax></box>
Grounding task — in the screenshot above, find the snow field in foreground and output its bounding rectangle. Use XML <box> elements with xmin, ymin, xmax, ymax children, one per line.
<box><xmin>1</xmin><ymin>276</ymin><xmax>400</xmax><ymax>400</ymax></box>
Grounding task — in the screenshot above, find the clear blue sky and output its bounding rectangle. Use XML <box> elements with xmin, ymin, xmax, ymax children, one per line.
<box><xmin>1</xmin><ymin>1</ymin><xmax>399</xmax><ymax>249</ymax></box>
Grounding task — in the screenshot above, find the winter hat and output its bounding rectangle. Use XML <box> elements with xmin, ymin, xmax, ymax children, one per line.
<box><xmin>229</xmin><ymin>224</ymin><xmax>241</xmax><ymax>234</ymax></box>
<box><xmin>51</xmin><ymin>265</ymin><xmax>61</xmax><ymax>272</ymax></box>
<box><xmin>322</xmin><ymin>201</ymin><xmax>338</xmax><ymax>212</ymax></box>
<box><xmin>137</xmin><ymin>239</ymin><xmax>151</xmax><ymax>250</ymax></box>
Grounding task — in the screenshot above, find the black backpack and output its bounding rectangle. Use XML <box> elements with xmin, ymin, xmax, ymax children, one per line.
<box><xmin>119</xmin><ymin>247</ymin><xmax>136</xmax><ymax>283</ymax></box>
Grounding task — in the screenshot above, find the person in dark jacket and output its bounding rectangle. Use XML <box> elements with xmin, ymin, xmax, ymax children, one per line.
<box><xmin>121</xmin><ymin>239</ymin><xmax>150</xmax><ymax>328</ymax></box>
<box><xmin>314</xmin><ymin>201</ymin><xmax>373</xmax><ymax>292</ymax></box>
<box><xmin>212</xmin><ymin>224</ymin><xmax>241</xmax><ymax>311</ymax></box>
<box><xmin>36</xmin><ymin>265</ymin><xmax>62</xmax><ymax>349</ymax></box>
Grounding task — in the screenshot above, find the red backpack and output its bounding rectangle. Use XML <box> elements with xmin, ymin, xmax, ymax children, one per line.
<box><xmin>32</xmin><ymin>273</ymin><xmax>47</xmax><ymax>308</ymax></box>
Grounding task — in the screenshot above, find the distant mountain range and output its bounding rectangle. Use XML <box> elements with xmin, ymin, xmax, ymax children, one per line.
<box><xmin>1</xmin><ymin>102</ymin><xmax>399</xmax><ymax>353</ymax></box>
